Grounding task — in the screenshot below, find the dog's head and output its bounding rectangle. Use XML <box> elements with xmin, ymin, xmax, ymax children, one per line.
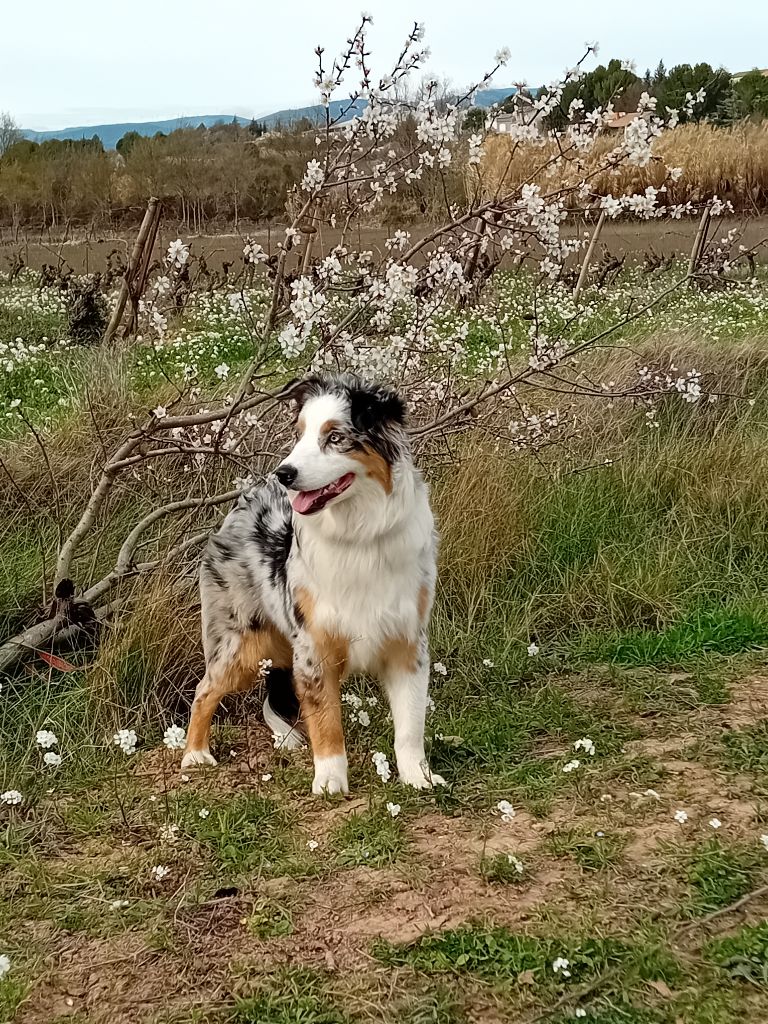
<box><xmin>274</xmin><ymin>373</ymin><xmax>407</xmax><ymax>516</ymax></box>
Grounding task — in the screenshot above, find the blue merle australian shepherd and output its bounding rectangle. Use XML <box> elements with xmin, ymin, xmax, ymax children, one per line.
<box><xmin>181</xmin><ymin>372</ymin><xmax>444</xmax><ymax>794</ymax></box>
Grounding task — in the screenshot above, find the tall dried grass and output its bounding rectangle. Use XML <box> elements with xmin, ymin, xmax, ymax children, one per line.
<box><xmin>481</xmin><ymin>122</ymin><xmax>768</xmax><ymax>209</ymax></box>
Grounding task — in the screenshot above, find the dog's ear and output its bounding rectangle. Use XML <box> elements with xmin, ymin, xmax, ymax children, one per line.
<box><xmin>349</xmin><ymin>384</ymin><xmax>406</xmax><ymax>432</ymax></box>
<box><xmin>277</xmin><ymin>376</ymin><xmax>321</xmax><ymax>418</ymax></box>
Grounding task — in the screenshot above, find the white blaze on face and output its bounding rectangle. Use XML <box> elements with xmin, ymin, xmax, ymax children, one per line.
<box><xmin>280</xmin><ymin>394</ymin><xmax>359</xmax><ymax>513</ymax></box>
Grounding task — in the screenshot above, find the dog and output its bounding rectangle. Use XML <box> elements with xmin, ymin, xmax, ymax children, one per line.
<box><xmin>181</xmin><ymin>372</ymin><xmax>445</xmax><ymax>794</ymax></box>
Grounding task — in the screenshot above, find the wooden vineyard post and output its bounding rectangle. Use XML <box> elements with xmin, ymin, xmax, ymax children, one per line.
<box><xmin>687</xmin><ymin>202</ymin><xmax>712</xmax><ymax>288</ymax></box>
<box><xmin>104</xmin><ymin>197</ymin><xmax>162</xmax><ymax>343</ymax></box>
<box><xmin>573</xmin><ymin>209</ymin><xmax>606</xmax><ymax>303</ymax></box>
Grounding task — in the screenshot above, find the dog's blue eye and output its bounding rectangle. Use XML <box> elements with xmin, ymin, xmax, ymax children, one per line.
<box><xmin>328</xmin><ymin>431</ymin><xmax>343</xmax><ymax>445</ymax></box>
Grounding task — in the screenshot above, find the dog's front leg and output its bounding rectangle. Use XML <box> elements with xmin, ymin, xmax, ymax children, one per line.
<box><xmin>293</xmin><ymin>633</ymin><xmax>349</xmax><ymax>795</ymax></box>
<box><xmin>382</xmin><ymin>648</ymin><xmax>445</xmax><ymax>789</ymax></box>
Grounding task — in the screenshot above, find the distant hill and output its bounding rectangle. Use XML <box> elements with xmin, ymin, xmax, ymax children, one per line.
<box><xmin>21</xmin><ymin>89</ymin><xmax>522</xmax><ymax>150</ymax></box>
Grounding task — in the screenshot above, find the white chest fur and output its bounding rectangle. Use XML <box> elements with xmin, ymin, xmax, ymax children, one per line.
<box><xmin>291</xmin><ymin>466</ymin><xmax>435</xmax><ymax>672</ymax></box>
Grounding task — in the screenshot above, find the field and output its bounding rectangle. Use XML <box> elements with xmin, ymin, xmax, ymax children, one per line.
<box><xmin>4</xmin><ymin>215</ymin><xmax>768</xmax><ymax>276</ymax></box>
<box><xmin>3</xmin><ymin>246</ymin><xmax>768</xmax><ymax>1024</ymax></box>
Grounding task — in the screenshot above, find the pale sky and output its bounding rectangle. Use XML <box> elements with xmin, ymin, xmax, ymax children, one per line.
<box><xmin>3</xmin><ymin>0</ymin><xmax>766</xmax><ymax>131</ymax></box>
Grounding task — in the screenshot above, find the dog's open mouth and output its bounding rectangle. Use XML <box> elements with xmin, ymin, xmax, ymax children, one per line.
<box><xmin>292</xmin><ymin>472</ymin><xmax>355</xmax><ymax>515</ymax></box>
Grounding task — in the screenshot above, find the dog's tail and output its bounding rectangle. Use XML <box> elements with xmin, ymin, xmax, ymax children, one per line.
<box><xmin>263</xmin><ymin>667</ymin><xmax>305</xmax><ymax>750</ymax></box>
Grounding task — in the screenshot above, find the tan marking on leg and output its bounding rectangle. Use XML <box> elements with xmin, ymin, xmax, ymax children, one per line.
<box><xmin>293</xmin><ymin>588</ymin><xmax>348</xmax><ymax>758</ymax></box>
<box><xmin>348</xmin><ymin>445</ymin><xmax>392</xmax><ymax>494</ymax></box>
<box><xmin>377</xmin><ymin>633</ymin><xmax>419</xmax><ymax>675</ymax></box>
<box><xmin>185</xmin><ymin>626</ymin><xmax>291</xmax><ymax>758</ymax></box>
<box><xmin>295</xmin><ymin>586</ymin><xmax>315</xmax><ymax>627</ymax></box>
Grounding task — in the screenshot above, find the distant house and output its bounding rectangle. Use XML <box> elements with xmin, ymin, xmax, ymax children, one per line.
<box><xmin>733</xmin><ymin>68</ymin><xmax>768</xmax><ymax>82</ymax></box>
<box><xmin>602</xmin><ymin>110</ymin><xmax>649</xmax><ymax>132</ymax></box>
<box><xmin>490</xmin><ymin>94</ymin><xmax>545</xmax><ymax>136</ymax></box>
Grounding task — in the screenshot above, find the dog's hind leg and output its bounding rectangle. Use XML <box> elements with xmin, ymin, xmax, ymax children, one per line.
<box><xmin>263</xmin><ymin>667</ymin><xmax>305</xmax><ymax>750</ymax></box>
<box><xmin>182</xmin><ymin>627</ymin><xmax>291</xmax><ymax>770</ymax></box>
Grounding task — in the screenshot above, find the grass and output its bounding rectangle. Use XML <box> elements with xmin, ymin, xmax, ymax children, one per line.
<box><xmin>706</xmin><ymin>921</ymin><xmax>768</xmax><ymax>984</ymax></box>
<box><xmin>373</xmin><ymin>924</ymin><xmax>680</xmax><ymax>987</ymax></box>
<box><xmin>683</xmin><ymin>839</ymin><xmax>763</xmax><ymax>917</ymax></box>
<box><xmin>4</xmin><ymin>263</ymin><xmax>768</xmax><ymax>1020</ymax></box>
<box><xmin>245</xmin><ymin>897</ymin><xmax>294</xmax><ymax>939</ymax></box>
<box><xmin>547</xmin><ymin>827</ymin><xmax>627</xmax><ymax>872</ymax></box>
<box><xmin>721</xmin><ymin>720</ymin><xmax>768</xmax><ymax>775</ymax></box>
<box><xmin>331</xmin><ymin>809</ymin><xmax>407</xmax><ymax>868</ymax></box>
<box><xmin>479</xmin><ymin>852</ymin><xmax>528</xmax><ymax>884</ymax></box>
<box><xmin>231</xmin><ymin>970</ymin><xmax>349</xmax><ymax>1024</ymax></box>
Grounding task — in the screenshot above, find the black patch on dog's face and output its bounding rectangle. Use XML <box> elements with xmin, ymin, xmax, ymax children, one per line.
<box><xmin>282</xmin><ymin>372</ymin><xmax>407</xmax><ymax>464</ymax></box>
<box><xmin>347</xmin><ymin>383</ymin><xmax>405</xmax><ymax>463</ymax></box>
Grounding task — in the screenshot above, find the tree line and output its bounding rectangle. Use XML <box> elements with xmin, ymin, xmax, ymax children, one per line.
<box><xmin>463</xmin><ymin>60</ymin><xmax>768</xmax><ymax>130</ymax></box>
<box><xmin>1</xmin><ymin>59</ymin><xmax>767</xmax><ymax>238</ymax></box>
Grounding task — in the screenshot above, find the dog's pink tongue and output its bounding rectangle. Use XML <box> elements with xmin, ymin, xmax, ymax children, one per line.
<box><xmin>292</xmin><ymin>488</ymin><xmax>324</xmax><ymax>514</ymax></box>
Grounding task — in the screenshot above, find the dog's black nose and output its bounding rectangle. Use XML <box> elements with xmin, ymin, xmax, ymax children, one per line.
<box><xmin>274</xmin><ymin>464</ymin><xmax>298</xmax><ymax>488</ymax></box>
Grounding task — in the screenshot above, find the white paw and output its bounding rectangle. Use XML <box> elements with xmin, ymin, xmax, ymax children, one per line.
<box><xmin>312</xmin><ymin>754</ymin><xmax>349</xmax><ymax>795</ymax></box>
<box><xmin>272</xmin><ymin>729</ymin><xmax>306</xmax><ymax>751</ymax></box>
<box><xmin>180</xmin><ymin>749</ymin><xmax>218</xmax><ymax>770</ymax></box>
<box><xmin>399</xmin><ymin>762</ymin><xmax>446</xmax><ymax>789</ymax></box>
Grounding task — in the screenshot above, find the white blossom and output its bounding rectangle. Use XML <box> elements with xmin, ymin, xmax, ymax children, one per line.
<box><xmin>372</xmin><ymin>751</ymin><xmax>392</xmax><ymax>782</ymax></box>
<box><xmin>163</xmin><ymin>725</ymin><xmax>186</xmax><ymax>751</ymax></box>
<box><xmin>497</xmin><ymin>800</ymin><xmax>516</xmax><ymax>822</ymax></box>
<box><xmin>113</xmin><ymin>729</ymin><xmax>138</xmax><ymax>755</ymax></box>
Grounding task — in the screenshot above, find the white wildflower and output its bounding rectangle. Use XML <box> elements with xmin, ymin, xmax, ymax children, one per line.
<box><xmin>562</xmin><ymin>760</ymin><xmax>581</xmax><ymax>773</ymax></box>
<box><xmin>527</xmin><ymin>642</ymin><xmax>539</xmax><ymax>657</ymax></box>
<box><xmin>372</xmin><ymin>751</ymin><xmax>392</xmax><ymax>783</ymax></box>
<box><xmin>36</xmin><ymin>729</ymin><xmax>58</xmax><ymax>749</ymax></box>
<box><xmin>113</xmin><ymin>728</ymin><xmax>138</xmax><ymax>755</ymax></box>
<box><xmin>709</xmin><ymin>818</ymin><xmax>722</xmax><ymax>830</ymax></box>
<box><xmin>386</xmin><ymin>802</ymin><xmax>401</xmax><ymax>818</ymax></box>
<box><xmin>432</xmin><ymin>661</ymin><xmax>447</xmax><ymax>676</ymax></box>
<box><xmin>198</xmin><ymin>808</ymin><xmax>210</xmax><ymax>819</ymax></box>
<box><xmin>43</xmin><ymin>751</ymin><xmax>62</xmax><ymax>768</ymax></box>
<box><xmin>163</xmin><ymin>725</ymin><xmax>186</xmax><ymax>751</ymax></box>
<box><xmin>674</xmin><ymin>809</ymin><xmax>689</xmax><ymax>824</ymax></box>
<box><xmin>0</xmin><ymin>954</ymin><xmax>11</xmax><ymax>979</ymax></box>
<box><xmin>150</xmin><ymin>864</ymin><xmax>170</xmax><ymax>881</ymax></box>
<box><xmin>307</xmin><ymin>840</ymin><xmax>319</xmax><ymax>851</ymax></box>
<box><xmin>507</xmin><ymin>854</ymin><xmax>524</xmax><ymax>874</ymax></box>
<box><xmin>0</xmin><ymin>791</ymin><xmax>22</xmax><ymax>806</ymax></box>
<box><xmin>552</xmin><ymin>956</ymin><xmax>572</xmax><ymax>977</ymax></box>
<box><xmin>497</xmin><ymin>800</ymin><xmax>516</xmax><ymax>823</ymax></box>
<box><xmin>573</xmin><ymin>737</ymin><xmax>595</xmax><ymax>756</ymax></box>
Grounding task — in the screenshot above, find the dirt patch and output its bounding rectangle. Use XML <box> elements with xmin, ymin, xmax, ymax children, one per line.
<box><xmin>17</xmin><ymin>933</ymin><xmax>197</xmax><ymax>1024</ymax></box>
<box><xmin>722</xmin><ymin>674</ymin><xmax>768</xmax><ymax>728</ymax></box>
<box><xmin>285</xmin><ymin>813</ymin><xmax>576</xmax><ymax>950</ymax></box>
